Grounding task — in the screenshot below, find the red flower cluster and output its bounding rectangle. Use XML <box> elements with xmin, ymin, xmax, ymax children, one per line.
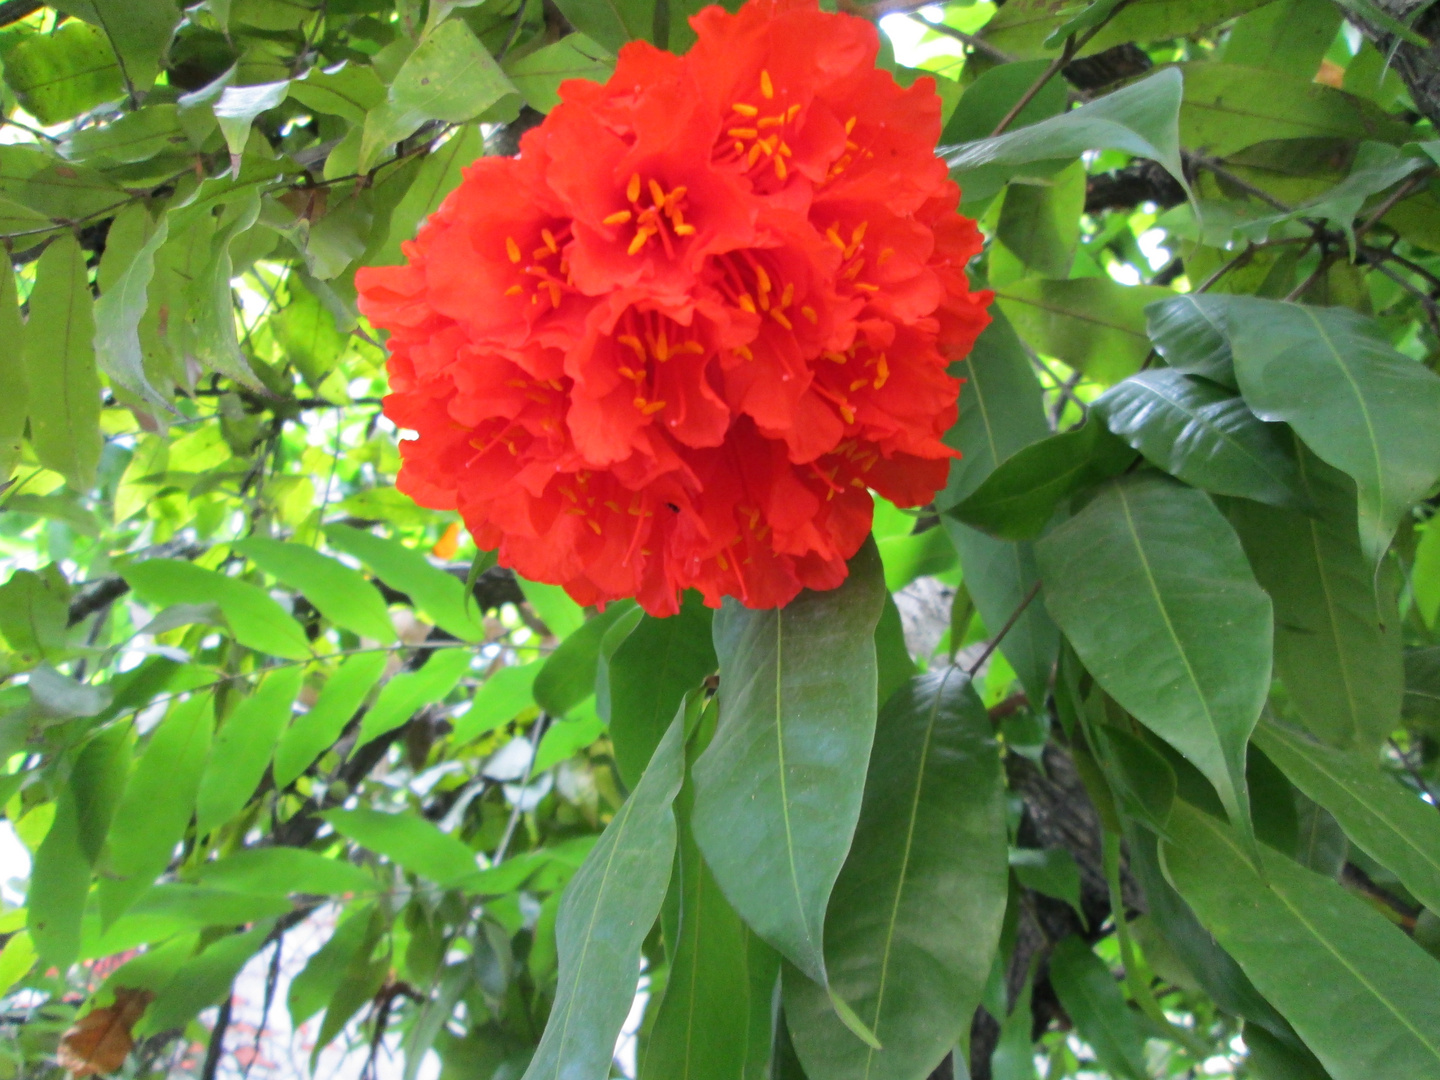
<box><xmin>356</xmin><ymin>0</ymin><xmax>991</xmax><ymax>616</ymax></box>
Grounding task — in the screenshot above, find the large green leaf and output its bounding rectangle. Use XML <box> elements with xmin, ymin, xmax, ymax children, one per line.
<box><xmin>945</xmin><ymin>69</ymin><xmax>1186</xmax><ymax>202</ymax></box>
<box><xmin>195</xmin><ymin>666</ymin><xmax>303</xmax><ymax>836</ymax></box>
<box><xmin>367</xmin><ymin>125</ymin><xmax>482</xmax><ymax>268</ymax></box>
<box><xmin>192</xmin><ymin>847</ymin><xmax>375</xmax><ymax>897</ymax></box>
<box><xmin>937</xmin><ymin>311</ymin><xmax>1050</xmax><ymax>512</ymax></box>
<box><xmin>1094</xmin><ymin>369</ymin><xmax>1304</xmax><ymax>509</ymax></box>
<box><xmin>1180</xmin><ymin>62</ymin><xmax>1410</xmax><ymax>157</ymax></box>
<box><xmin>232</xmin><ymin>537</ymin><xmax>398</xmax><ymax>644</ymax></box>
<box><xmin>640</xmin><ymin>708</ymin><xmax>779</xmax><ymax>1080</ymax></box>
<box><xmin>533</xmin><ymin>602</ymin><xmax>636</xmax><ymax>718</ymax></box>
<box><xmin>504</xmin><ymin>34</ymin><xmax>614</xmax><ymax>114</ymax></box>
<box><xmin>783</xmin><ymin>669</ymin><xmax>1007</xmax><ymax>1080</ymax></box>
<box><xmin>1048</xmin><ymin>937</ymin><xmax>1148</xmax><ymax>1080</ymax></box>
<box><xmin>608</xmin><ymin>592</ymin><xmax>717</xmax><ymax>787</ymax></box>
<box><xmin>324</xmin><ymin>524</ymin><xmax>484</xmax><ymax>641</ymax></box>
<box><xmin>521</xmin><ymin>716</ymin><xmax>684</xmax><ymax>1080</ymax></box>
<box><xmin>1037</xmin><ymin>473</ymin><xmax>1272</xmax><ymax>839</ymax></box>
<box><xmin>944</xmin><ymin>522</ymin><xmax>1057</xmax><ymax>707</ymax></box>
<box><xmin>51</xmin><ymin>0</ymin><xmax>181</xmax><ymax>97</ymax></box>
<box><xmin>1229</xmin><ymin>447</ymin><xmax>1403</xmax><ymax>749</ymax></box>
<box><xmin>24</xmin><ymin>235</ymin><xmax>101</xmax><ymax>492</ymax></box>
<box><xmin>980</xmin><ymin>0</ymin><xmax>1266</xmax><ymax>60</ymax></box>
<box><xmin>1163</xmin><ymin>801</ymin><xmax>1440</xmax><ymax>1080</ymax></box>
<box><xmin>693</xmin><ymin>539</ymin><xmax>885</xmax><ymax>988</ymax></box>
<box><xmin>3</xmin><ymin>21</ymin><xmax>124</xmax><ymax>125</ymax></box>
<box><xmin>1255</xmin><ymin>722</ymin><xmax>1440</xmax><ymax>914</ymax></box>
<box><xmin>947</xmin><ymin>419</ymin><xmax>1135</xmax><ymax>540</ymax></box>
<box><xmin>0</xmin><ymin>263</ymin><xmax>26</xmax><ymax>482</ymax></box>
<box><xmin>549</xmin><ymin>0</ymin><xmax>654</xmax><ymax>55</ymax></box>
<box><xmin>121</xmin><ymin>559</ymin><xmax>312</xmax><ymax>660</ymax></box>
<box><xmin>994</xmin><ymin>278</ymin><xmax>1176</xmax><ymax>386</ymax></box>
<box><xmin>98</xmin><ymin>694</ymin><xmax>214</xmax><ymax>924</ymax></box>
<box><xmin>28</xmin><ymin>786</ymin><xmax>89</xmax><ymax>970</ymax></box>
<box><xmin>1145</xmin><ymin>294</ymin><xmax>1236</xmax><ymax>389</ymax></box>
<box><xmin>1224</xmin><ymin>297</ymin><xmax>1440</xmax><ymax>565</ymax></box>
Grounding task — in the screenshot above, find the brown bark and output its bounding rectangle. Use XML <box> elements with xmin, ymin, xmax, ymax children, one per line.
<box><xmin>1342</xmin><ymin>0</ymin><xmax>1440</xmax><ymax>127</ymax></box>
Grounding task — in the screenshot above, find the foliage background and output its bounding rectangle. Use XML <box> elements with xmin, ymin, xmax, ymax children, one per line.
<box><xmin>1</xmin><ymin>1</ymin><xmax>1440</xmax><ymax>1079</ymax></box>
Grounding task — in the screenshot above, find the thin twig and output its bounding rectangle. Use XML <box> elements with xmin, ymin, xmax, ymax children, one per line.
<box><xmin>200</xmin><ymin>996</ymin><xmax>232</xmax><ymax>1080</ymax></box>
<box><xmin>1355</xmin><ymin>169</ymin><xmax>1433</xmax><ymax>243</ymax></box>
<box><xmin>967</xmin><ymin>581</ymin><xmax>1043</xmax><ymax>678</ymax></box>
<box><xmin>919</xmin><ymin>18</ymin><xmax>1016</xmax><ymax>64</ymax></box>
<box><xmin>1187</xmin><ymin>153</ymin><xmax>1292</xmax><ymax>214</ymax></box>
<box><xmin>492</xmin><ymin>712</ymin><xmax>552</xmax><ymax>864</ymax></box>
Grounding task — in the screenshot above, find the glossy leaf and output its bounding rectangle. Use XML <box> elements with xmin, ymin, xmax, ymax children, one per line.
<box><xmin>24</xmin><ymin>235</ymin><xmax>101</xmax><ymax>491</ymax></box>
<box><xmin>784</xmin><ymin>669</ymin><xmax>1007</xmax><ymax>1080</ymax></box>
<box><xmin>273</xmin><ymin>652</ymin><xmax>387</xmax><ymax>788</ymax></box>
<box><xmin>195</xmin><ymin>666</ymin><xmax>304</xmax><ymax>836</ymax></box>
<box><xmin>944</xmin><ymin>522</ymin><xmax>1057</xmax><ymax>707</ymax></box>
<box><xmin>980</xmin><ymin>0</ymin><xmax>1265</xmax><ymax>60</ymax></box>
<box><xmin>1038</xmin><ymin>473</ymin><xmax>1272</xmax><ymax>839</ymax></box>
<box><xmin>948</xmin><ymin>419</ymin><xmax>1135</xmax><ymax>540</ymax></box>
<box><xmin>1163</xmin><ymin>801</ymin><xmax>1440</xmax><ymax>1080</ymax></box>
<box><xmin>693</xmin><ymin>539</ymin><xmax>886</xmax><ymax>987</ymax></box>
<box><xmin>609</xmin><ymin>592</ymin><xmax>717</xmax><ymax>787</ymax></box>
<box><xmin>324</xmin><ymin>524</ymin><xmax>484</xmax><ymax>641</ymax></box>
<box><xmin>323</xmin><ymin>807</ymin><xmax>478</xmax><ymax>886</ymax></box>
<box><xmin>521</xmin><ymin>716</ymin><xmax>684</xmax><ymax>1080</ymax></box>
<box><xmin>1145</xmin><ymin>294</ymin><xmax>1236</xmax><ymax>389</ymax></box>
<box><xmin>1255</xmin><ymin>722</ymin><xmax>1440</xmax><ymax>914</ymax></box>
<box><xmin>937</xmin><ymin>310</ymin><xmax>1050</xmax><ymax>511</ymax></box>
<box><xmin>232</xmin><ymin>537</ymin><xmax>398</xmax><ymax>643</ymax></box>
<box><xmin>1229</xmin><ymin>447</ymin><xmax>1403</xmax><ymax>749</ymax></box>
<box><xmin>1094</xmin><ymin>369</ymin><xmax>1304</xmax><ymax>509</ymax></box>
<box><xmin>1225</xmin><ymin>297</ymin><xmax>1440</xmax><ymax>565</ymax></box>
<box><xmin>192</xmin><ymin>847</ymin><xmax>375</xmax><ymax>897</ymax></box>
<box><xmin>1049</xmin><ymin>937</ymin><xmax>1148</xmax><ymax>1080</ymax></box>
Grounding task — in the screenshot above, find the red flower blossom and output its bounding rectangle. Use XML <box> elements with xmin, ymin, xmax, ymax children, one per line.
<box><xmin>356</xmin><ymin>0</ymin><xmax>992</xmax><ymax>616</ymax></box>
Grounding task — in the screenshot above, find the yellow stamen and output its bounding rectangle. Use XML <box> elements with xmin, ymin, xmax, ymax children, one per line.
<box><xmin>728</xmin><ymin>126</ymin><xmax>759</xmax><ymax>138</ymax></box>
<box><xmin>649</xmin><ymin>178</ymin><xmax>667</xmax><ymax>206</ymax></box>
<box><xmin>603</xmin><ymin>209</ymin><xmax>633</xmax><ymax>226</ymax></box>
<box><xmin>844</xmin><ymin>115</ymin><xmax>857</xmax><ymax>133</ymax></box>
<box><xmin>617</xmin><ymin>334</ymin><xmax>646</xmax><ymax>359</ymax></box>
<box><xmin>588</xmin><ymin>519</ymin><xmax>602</xmax><ymax>534</ymax></box>
<box><xmin>505</xmin><ymin>236</ymin><xmax>521</xmax><ymax>263</ymax></box>
<box><xmin>735</xmin><ymin>344</ymin><xmax>754</xmax><ymax>360</ymax></box>
<box><xmin>801</xmin><ymin>305</ymin><xmax>817</xmax><ymax>323</ymax></box>
<box><xmin>771</xmin><ymin>309</ymin><xmax>792</xmax><ymax>330</ymax></box>
<box><xmin>732</xmin><ymin>102</ymin><xmax>759</xmax><ymax>116</ymax></box>
<box><xmin>737</xmin><ymin>294</ymin><xmax>757</xmax><ymax>314</ymax></box>
<box><xmin>758</xmin><ymin>115</ymin><xmax>784</xmax><ymax>129</ymax></box>
<box><xmin>774</xmin><ymin>154</ymin><xmax>788</xmax><ymax>180</ymax></box>
<box><xmin>628</xmin><ymin>229</ymin><xmax>652</xmax><ymax>255</ymax></box>
<box><xmin>760</xmin><ymin>69</ymin><xmax>774</xmax><ymax>99</ymax></box>
<box><xmin>873</xmin><ymin>352</ymin><xmax>889</xmax><ymax>389</ymax></box>
<box><xmin>627</xmin><ymin>173</ymin><xmax>642</xmax><ymax>203</ymax></box>
<box><xmin>674</xmin><ymin>223</ymin><xmax>696</xmax><ymax>236</ymax></box>
<box><xmin>505</xmin><ymin>284</ymin><xmax>523</xmax><ymax>296</ymax></box>
<box><xmin>542</xmin><ymin>227</ymin><xmax>558</xmax><ymax>252</ymax></box>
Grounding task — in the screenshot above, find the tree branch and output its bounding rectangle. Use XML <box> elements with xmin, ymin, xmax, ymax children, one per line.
<box><xmin>1340</xmin><ymin>0</ymin><xmax>1440</xmax><ymax>127</ymax></box>
<box><xmin>0</xmin><ymin>2</ymin><xmax>41</xmax><ymax>28</ymax></box>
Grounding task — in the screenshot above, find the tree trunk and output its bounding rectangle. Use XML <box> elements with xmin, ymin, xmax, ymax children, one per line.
<box><xmin>1341</xmin><ymin>0</ymin><xmax>1440</xmax><ymax>127</ymax></box>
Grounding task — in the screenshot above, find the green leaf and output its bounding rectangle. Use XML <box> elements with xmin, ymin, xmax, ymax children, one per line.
<box><xmin>1163</xmin><ymin>801</ymin><xmax>1440</xmax><ymax>1080</ymax></box>
<box><xmin>1223</xmin><ymin>0</ymin><xmax>1342</xmax><ymax>78</ymax></box>
<box><xmin>640</xmin><ymin>709</ymin><xmax>779</xmax><ymax>1080</ymax></box>
<box><xmin>214</xmin><ymin>80</ymin><xmax>291</xmax><ymax>160</ymax></box>
<box><xmin>945</xmin><ymin>69</ymin><xmax>1187</xmax><ymax>202</ymax></box>
<box><xmin>121</xmin><ymin>559</ymin><xmax>312</xmax><ymax>660</ymax></box>
<box><xmin>361</xmin><ymin>20</ymin><xmax>520</xmax><ymax>171</ymax></box>
<box><xmin>452</xmin><ymin>660</ymin><xmax>541</xmax><ymax>744</ymax></box>
<box><xmin>518</xmin><ymin>579</ymin><xmax>586</xmax><ymax>639</ymax></box>
<box><xmin>0</xmin><ymin>569</ymin><xmax>68</xmax><ymax>664</ymax></box>
<box><xmin>24</xmin><ymin>235</ymin><xmax>101</xmax><ymax>491</ymax></box>
<box><xmin>188</xmin><ymin>189</ymin><xmax>265</xmax><ymax>388</ymax></box>
<box><xmin>3</xmin><ymin>21</ymin><xmax>124</xmax><ymax>125</ymax></box>
<box><xmin>143</xmin><ymin>921</ymin><xmax>271</xmax><ymax>1034</ymax></box>
<box><xmin>994</xmin><ymin>277</ymin><xmax>1176</xmax><ymax>386</ymax></box>
<box><xmin>63</xmin><ymin>105</ymin><xmax>188</xmax><ymax>166</ymax></box>
<box><xmin>1009</xmin><ymin>847</ymin><xmax>1084</xmax><ymax>919</ymax></box>
<box><xmin>1094</xmin><ymin>369</ymin><xmax>1305</xmax><ymax>509</ymax></box>
<box><xmin>990</xmin><ymin>966</ymin><xmax>1038</xmax><ymax>1080</ymax></box>
<box><xmin>324</xmin><ymin>524</ymin><xmax>484</xmax><ymax>641</ymax></box>
<box><xmin>50</xmin><ymin>0</ymin><xmax>181</xmax><ymax>98</ymax></box>
<box><xmin>874</xmin><ymin>593</ymin><xmax>916</xmax><ymax>711</ymax></box>
<box><xmin>27</xmin><ymin>786</ymin><xmax>89</xmax><ymax>970</ymax></box>
<box><xmin>1229</xmin><ymin>447</ymin><xmax>1403</xmax><ymax>749</ymax></box>
<box><xmin>980</xmin><ymin>0</ymin><xmax>1267</xmax><ymax>61</ymax></box>
<box><xmin>1179</xmin><ymin>62</ymin><xmax>1411</xmax><ymax>158</ymax></box>
<box><xmin>1037</xmin><ymin>473</ymin><xmax>1273</xmax><ymax>842</ymax></box>
<box><xmin>520</xmin><ymin>715</ymin><xmax>684</xmax><ymax>1080</ymax></box>
<box><xmin>1048</xmin><ymin>937</ymin><xmax>1148</xmax><ymax>1080</ymax></box>
<box><xmin>195</xmin><ymin>666</ymin><xmax>303</xmax><ymax>836</ymax></box>
<box><xmin>783</xmin><ymin>670</ymin><xmax>1007</xmax><ymax>1080</ymax></box>
<box><xmin>1145</xmin><ymin>294</ymin><xmax>1237</xmax><ymax>389</ymax></box>
<box><xmin>532</xmin><ymin>601</ymin><xmax>637</xmax><ymax>718</ymax></box>
<box><xmin>1406</xmin><ymin>646</ymin><xmax>1440</xmax><ymax>729</ymax></box>
<box><xmin>608</xmin><ymin>592</ymin><xmax>717</xmax><ymax>787</ymax></box>
<box><xmin>550</xmin><ymin>0</ymin><xmax>653</xmax><ymax>55</ymax></box>
<box><xmin>192</xmin><ymin>847</ymin><xmax>375</xmax><ymax>897</ymax></box>
<box><xmin>1255</xmin><ymin>722</ymin><xmax>1440</xmax><ymax>914</ymax></box>
<box><xmin>273</xmin><ymin>652</ymin><xmax>387</xmax><ymax>788</ymax></box>
<box><xmin>504</xmin><ymin>34</ymin><xmax>614</xmax><ymax>114</ymax></box>
<box><xmin>944</xmin><ymin>522</ymin><xmax>1057</xmax><ymax>707</ymax></box>
<box><xmin>72</xmin><ymin>722</ymin><xmax>134</xmax><ymax>864</ymax></box>
<box><xmin>692</xmin><ymin>538</ymin><xmax>885</xmax><ymax>986</ymax></box>
<box><xmin>0</xmin><ymin>264</ymin><xmax>24</xmax><ymax>482</ymax></box>
<box><xmin>366</xmin><ymin>125</ymin><xmax>481</xmax><ymax>267</ymax></box>
<box><xmin>99</xmin><ymin>693</ymin><xmax>214</xmax><ymax>925</ymax></box>
<box><xmin>288</xmin><ymin>903</ymin><xmax>383</xmax><ymax>1026</ymax></box>
<box><xmin>232</xmin><ymin>537</ymin><xmax>398</xmax><ymax>643</ymax></box>
<box><xmin>947</xmin><ymin>419</ymin><xmax>1135</xmax><ymax>540</ymax></box>
<box><xmin>937</xmin><ymin>311</ymin><xmax>1050</xmax><ymax>511</ymax></box>
<box><xmin>323</xmin><ymin>807</ymin><xmax>478</xmax><ymax>886</ymax></box>
<box><xmin>354</xmin><ymin>648</ymin><xmax>472</xmax><ymax>749</ymax></box>
<box><xmin>1414</xmin><ymin>521</ymin><xmax>1440</xmax><ymax>629</ymax></box>
<box><xmin>1224</xmin><ymin>297</ymin><xmax>1440</xmax><ymax>566</ymax></box>
<box><xmin>289</xmin><ymin>61</ymin><xmax>387</xmax><ymax>125</ymax></box>
<box><xmin>0</xmin><ymin>933</ymin><xmax>36</xmax><ymax>999</ymax></box>
<box><xmin>995</xmin><ymin>161</ymin><xmax>1087</xmax><ymax>279</ymax></box>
